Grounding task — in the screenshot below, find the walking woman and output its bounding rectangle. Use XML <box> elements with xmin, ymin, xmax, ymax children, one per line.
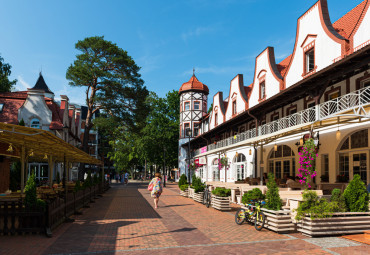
<box><xmin>148</xmin><ymin>172</ymin><xmax>163</xmax><ymax>209</ymax></box>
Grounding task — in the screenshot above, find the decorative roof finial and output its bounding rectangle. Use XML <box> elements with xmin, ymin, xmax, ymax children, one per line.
<box><xmin>193</xmin><ymin>67</ymin><xmax>195</xmax><ymax>76</ymax></box>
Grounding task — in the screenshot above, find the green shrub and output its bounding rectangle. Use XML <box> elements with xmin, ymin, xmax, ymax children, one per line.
<box><xmin>178</xmin><ymin>174</ymin><xmax>188</xmax><ymax>187</ymax></box>
<box><xmin>74</xmin><ymin>180</ymin><xmax>81</xmax><ymax>193</ymax></box>
<box><xmin>343</xmin><ymin>174</ymin><xmax>369</xmax><ymax>212</ymax></box>
<box><xmin>265</xmin><ymin>173</ymin><xmax>282</xmax><ymax>211</ymax></box>
<box><xmin>295</xmin><ymin>190</ymin><xmax>346</xmax><ymax>220</ymax></box>
<box><xmin>211</xmin><ymin>187</ymin><xmax>231</xmax><ymax>197</ymax></box>
<box><xmin>330</xmin><ymin>188</ymin><xmax>346</xmax><ymax>212</ymax></box>
<box><xmin>9</xmin><ymin>160</ymin><xmax>21</xmax><ymax>192</ymax></box>
<box><xmin>242</xmin><ymin>188</ymin><xmax>265</xmax><ymax>204</ymax></box>
<box><xmin>36</xmin><ymin>199</ymin><xmax>46</xmax><ymax>212</ymax></box>
<box><xmin>24</xmin><ymin>171</ymin><xmax>37</xmax><ymax>211</ymax></box>
<box><xmin>191</xmin><ymin>174</ymin><xmax>204</xmax><ymax>193</ymax></box>
<box><xmin>180</xmin><ymin>184</ymin><xmax>189</xmax><ymax>191</ymax></box>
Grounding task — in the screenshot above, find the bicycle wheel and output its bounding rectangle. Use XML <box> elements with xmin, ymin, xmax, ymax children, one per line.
<box><xmin>254</xmin><ymin>211</ymin><xmax>265</xmax><ymax>231</ymax></box>
<box><xmin>235</xmin><ymin>209</ymin><xmax>246</xmax><ymax>225</ymax></box>
<box><xmin>202</xmin><ymin>191</ymin><xmax>207</xmax><ymax>205</ymax></box>
<box><xmin>206</xmin><ymin>193</ymin><xmax>211</xmax><ymax>208</ymax></box>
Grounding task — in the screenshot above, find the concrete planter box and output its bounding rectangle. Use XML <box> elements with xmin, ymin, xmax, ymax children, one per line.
<box><xmin>261</xmin><ymin>208</ymin><xmax>295</xmax><ymax>233</ymax></box>
<box><xmin>188</xmin><ymin>188</ymin><xmax>194</xmax><ymax>198</ymax></box>
<box><xmin>179</xmin><ymin>189</ymin><xmax>188</xmax><ymax>197</ymax></box>
<box><xmin>212</xmin><ymin>195</ymin><xmax>231</xmax><ymax>211</ymax></box>
<box><xmin>297</xmin><ymin>212</ymin><xmax>370</xmax><ymax>237</ymax></box>
<box><xmin>193</xmin><ymin>192</ymin><xmax>204</xmax><ymax>203</ymax></box>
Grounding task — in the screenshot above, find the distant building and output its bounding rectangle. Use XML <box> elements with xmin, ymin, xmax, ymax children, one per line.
<box><xmin>0</xmin><ymin>73</ymin><xmax>81</xmax><ymax>185</ymax></box>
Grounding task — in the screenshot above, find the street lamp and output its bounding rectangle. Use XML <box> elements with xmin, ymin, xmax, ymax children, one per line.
<box><xmin>186</xmin><ymin>129</ymin><xmax>192</xmax><ymax>184</ymax></box>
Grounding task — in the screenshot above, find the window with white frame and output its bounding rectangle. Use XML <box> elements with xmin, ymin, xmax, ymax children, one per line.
<box><xmin>305</xmin><ymin>48</ymin><xmax>315</xmax><ymax>73</ymax></box>
<box><xmin>232</xmin><ymin>100</ymin><xmax>237</xmax><ymax>115</ymax></box>
<box><xmin>184</xmin><ymin>102</ymin><xmax>190</xmax><ymax>111</ymax></box>
<box><xmin>259</xmin><ymin>81</ymin><xmax>266</xmax><ymax>99</ymax></box>
<box><xmin>194</xmin><ymin>101</ymin><xmax>200</xmax><ymax>110</ymax></box>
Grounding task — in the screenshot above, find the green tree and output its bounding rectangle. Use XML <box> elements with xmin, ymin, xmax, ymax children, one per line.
<box><xmin>0</xmin><ymin>54</ymin><xmax>17</xmax><ymax>92</ymax></box>
<box><xmin>265</xmin><ymin>173</ymin><xmax>282</xmax><ymax>211</ymax></box>
<box><xmin>66</xmin><ymin>36</ymin><xmax>148</xmax><ymax>154</ymax></box>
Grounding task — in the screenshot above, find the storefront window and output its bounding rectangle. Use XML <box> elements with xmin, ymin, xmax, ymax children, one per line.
<box><xmin>268</xmin><ymin>145</ymin><xmax>295</xmax><ymax>179</ymax></box>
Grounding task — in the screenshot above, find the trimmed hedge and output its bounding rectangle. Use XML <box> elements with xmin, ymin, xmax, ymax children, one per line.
<box><xmin>212</xmin><ymin>187</ymin><xmax>231</xmax><ymax>197</ymax></box>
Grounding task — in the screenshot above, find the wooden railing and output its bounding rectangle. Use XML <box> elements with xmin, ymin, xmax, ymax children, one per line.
<box><xmin>0</xmin><ymin>181</ymin><xmax>110</xmax><ymax>237</ymax></box>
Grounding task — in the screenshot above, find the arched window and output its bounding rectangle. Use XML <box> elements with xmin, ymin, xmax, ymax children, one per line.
<box><xmin>30</xmin><ymin>118</ymin><xmax>40</xmax><ymax>129</ymax></box>
<box><xmin>233</xmin><ymin>153</ymin><xmax>247</xmax><ymax>181</ymax></box>
<box><xmin>212</xmin><ymin>158</ymin><xmax>220</xmax><ymax>181</ymax></box>
<box><xmin>268</xmin><ymin>145</ymin><xmax>295</xmax><ymax>180</ymax></box>
<box><xmin>338</xmin><ymin>129</ymin><xmax>368</xmax><ymax>183</ymax></box>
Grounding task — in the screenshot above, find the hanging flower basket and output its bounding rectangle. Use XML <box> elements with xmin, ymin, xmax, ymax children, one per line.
<box><xmin>218</xmin><ymin>156</ymin><xmax>229</xmax><ymax>170</ymax></box>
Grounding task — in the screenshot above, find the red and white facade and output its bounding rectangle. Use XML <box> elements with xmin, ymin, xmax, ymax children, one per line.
<box><xmin>180</xmin><ymin>0</ymin><xmax>370</xmax><ymax>185</ymax></box>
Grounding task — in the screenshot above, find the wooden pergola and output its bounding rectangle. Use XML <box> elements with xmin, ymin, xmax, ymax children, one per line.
<box><xmin>0</xmin><ymin>122</ymin><xmax>102</xmax><ymax>191</ymax></box>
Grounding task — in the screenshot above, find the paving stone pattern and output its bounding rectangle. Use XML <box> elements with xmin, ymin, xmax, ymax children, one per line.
<box><xmin>0</xmin><ymin>182</ymin><xmax>368</xmax><ymax>255</ymax></box>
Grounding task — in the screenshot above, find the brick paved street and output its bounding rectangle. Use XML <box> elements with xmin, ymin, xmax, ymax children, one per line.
<box><xmin>0</xmin><ymin>182</ymin><xmax>369</xmax><ymax>255</ymax></box>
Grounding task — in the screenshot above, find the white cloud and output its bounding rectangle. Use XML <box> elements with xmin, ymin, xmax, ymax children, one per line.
<box><xmin>15</xmin><ymin>75</ymin><xmax>31</xmax><ymax>91</ymax></box>
<box><xmin>181</xmin><ymin>25</ymin><xmax>217</xmax><ymax>42</ymax></box>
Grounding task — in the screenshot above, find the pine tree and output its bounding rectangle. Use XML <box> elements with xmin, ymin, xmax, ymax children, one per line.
<box><xmin>265</xmin><ymin>173</ymin><xmax>282</xmax><ymax>210</ymax></box>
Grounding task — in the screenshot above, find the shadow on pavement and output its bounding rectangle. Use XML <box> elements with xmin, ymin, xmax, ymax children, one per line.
<box><xmin>162</xmin><ymin>204</ymin><xmax>194</xmax><ymax>208</ymax></box>
<box><xmin>118</xmin><ymin>227</ymin><xmax>197</xmax><ymax>240</ymax></box>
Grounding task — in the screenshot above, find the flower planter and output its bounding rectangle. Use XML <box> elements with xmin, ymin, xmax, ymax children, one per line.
<box><xmin>297</xmin><ymin>212</ymin><xmax>370</xmax><ymax>237</ymax></box>
<box><xmin>240</xmin><ymin>206</ymin><xmax>295</xmax><ymax>233</ymax></box>
<box><xmin>193</xmin><ymin>192</ymin><xmax>204</xmax><ymax>203</ymax></box>
<box><xmin>179</xmin><ymin>189</ymin><xmax>188</xmax><ymax>197</ymax></box>
<box><xmin>188</xmin><ymin>188</ymin><xmax>194</xmax><ymax>198</ymax></box>
<box><xmin>212</xmin><ymin>195</ymin><xmax>231</xmax><ymax>211</ymax></box>
<box><xmin>261</xmin><ymin>208</ymin><xmax>295</xmax><ymax>233</ymax></box>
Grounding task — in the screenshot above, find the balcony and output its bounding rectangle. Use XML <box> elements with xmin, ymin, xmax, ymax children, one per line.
<box><xmin>194</xmin><ymin>86</ymin><xmax>370</xmax><ymax>156</ymax></box>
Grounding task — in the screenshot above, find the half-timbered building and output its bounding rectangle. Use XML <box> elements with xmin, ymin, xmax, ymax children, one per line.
<box><xmin>178</xmin><ymin>0</ymin><xmax>370</xmax><ymax>186</ymax></box>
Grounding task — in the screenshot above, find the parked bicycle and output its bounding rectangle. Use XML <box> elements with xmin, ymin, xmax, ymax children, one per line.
<box><xmin>202</xmin><ymin>185</ymin><xmax>211</xmax><ymax>208</ymax></box>
<box><xmin>235</xmin><ymin>200</ymin><xmax>266</xmax><ymax>231</ymax></box>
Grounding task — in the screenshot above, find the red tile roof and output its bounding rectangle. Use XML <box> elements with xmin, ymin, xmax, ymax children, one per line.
<box><xmin>333</xmin><ymin>0</ymin><xmax>368</xmax><ymax>39</ymax></box>
<box><xmin>277</xmin><ymin>55</ymin><xmax>292</xmax><ymax>77</ymax></box>
<box><xmin>179</xmin><ymin>75</ymin><xmax>209</xmax><ymax>94</ymax></box>
<box><xmin>45</xmin><ymin>99</ymin><xmax>64</xmax><ymax>130</ymax></box>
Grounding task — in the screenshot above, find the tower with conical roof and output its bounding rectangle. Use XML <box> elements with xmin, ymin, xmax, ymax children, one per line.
<box><xmin>178</xmin><ymin>73</ymin><xmax>209</xmax><ymax>181</ymax></box>
<box><xmin>29</xmin><ymin>72</ymin><xmax>55</xmax><ymax>99</ymax></box>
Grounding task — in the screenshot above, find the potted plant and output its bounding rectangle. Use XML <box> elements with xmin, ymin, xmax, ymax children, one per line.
<box><xmin>211</xmin><ymin>187</ymin><xmax>231</xmax><ymax>211</ymax></box>
<box><xmin>218</xmin><ymin>155</ymin><xmax>229</xmax><ymax>170</ymax></box>
<box><xmin>178</xmin><ymin>174</ymin><xmax>188</xmax><ymax>197</ymax></box>
<box><xmin>261</xmin><ymin>173</ymin><xmax>295</xmax><ymax>233</ymax></box>
<box><xmin>179</xmin><ymin>184</ymin><xmax>189</xmax><ymax>197</ymax></box>
<box><xmin>191</xmin><ymin>174</ymin><xmax>205</xmax><ymax>203</ymax></box>
<box><xmin>296</xmin><ymin>175</ymin><xmax>370</xmax><ymax>237</ymax></box>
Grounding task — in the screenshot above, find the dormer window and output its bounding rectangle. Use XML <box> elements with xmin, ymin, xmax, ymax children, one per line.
<box><xmin>305</xmin><ymin>48</ymin><xmax>315</xmax><ymax>73</ymax></box>
<box><xmin>259</xmin><ymin>81</ymin><xmax>266</xmax><ymax>100</ymax></box>
<box><xmin>232</xmin><ymin>100</ymin><xmax>237</xmax><ymax>116</ymax></box>
<box><xmin>215</xmin><ymin>113</ymin><xmax>218</xmax><ymax>126</ymax></box>
<box><xmin>30</xmin><ymin>118</ymin><xmax>40</xmax><ymax>129</ymax></box>
<box><xmin>194</xmin><ymin>101</ymin><xmax>200</xmax><ymax>110</ymax></box>
<box><xmin>184</xmin><ymin>102</ymin><xmax>190</xmax><ymax>111</ymax></box>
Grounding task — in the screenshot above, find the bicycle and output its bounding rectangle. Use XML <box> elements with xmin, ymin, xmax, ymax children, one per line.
<box><xmin>235</xmin><ymin>200</ymin><xmax>266</xmax><ymax>231</ymax></box>
<box><xmin>202</xmin><ymin>185</ymin><xmax>211</xmax><ymax>208</ymax></box>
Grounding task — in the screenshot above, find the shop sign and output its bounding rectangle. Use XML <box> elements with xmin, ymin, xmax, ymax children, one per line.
<box><xmin>200</xmin><ymin>146</ymin><xmax>207</xmax><ymax>154</ymax></box>
<box><xmin>199</xmin><ymin>157</ymin><xmax>206</xmax><ymax>165</ymax></box>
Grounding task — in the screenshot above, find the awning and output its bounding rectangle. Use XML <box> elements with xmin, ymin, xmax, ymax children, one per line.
<box><xmin>0</xmin><ymin>122</ymin><xmax>102</xmax><ymax>165</ymax></box>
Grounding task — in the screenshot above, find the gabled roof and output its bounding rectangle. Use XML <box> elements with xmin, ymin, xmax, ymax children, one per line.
<box><xmin>333</xmin><ymin>0</ymin><xmax>368</xmax><ymax>39</ymax></box>
<box><xmin>30</xmin><ymin>73</ymin><xmax>54</xmax><ymax>94</ymax></box>
<box><xmin>0</xmin><ymin>92</ymin><xmax>27</xmax><ymax>124</ymax></box>
<box><xmin>179</xmin><ymin>75</ymin><xmax>209</xmax><ymax>95</ymax></box>
<box><xmin>277</xmin><ymin>55</ymin><xmax>292</xmax><ymax>77</ymax></box>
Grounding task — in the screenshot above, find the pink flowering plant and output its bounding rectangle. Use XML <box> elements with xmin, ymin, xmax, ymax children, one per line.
<box><xmin>297</xmin><ymin>138</ymin><xmax>317</xmax><ymax>188</ymax></box>
<box><xmin>189</xmin><ymin>162</ymin><xmax>199</xmax><ymax>171</ymax></box>
<box><xmin>218</xmin><ymin>155</ymin><xmax>229</xmax><ymax>170</ymax></box>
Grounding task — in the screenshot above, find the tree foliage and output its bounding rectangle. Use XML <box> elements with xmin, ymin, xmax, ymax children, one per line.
<box><xmin>0</xmin><ymin>54</ymin><xmax>17</xmax><ymax>92</ymax></box>
<box><xmin>265</xmin><ymin>173</ymin><xmax>282</xmax><ymax>210</ymax></box>
<box><xmin>66</xmin><ymin>36</ymin><xmax>148</xmax><ymax>153</ymax></box>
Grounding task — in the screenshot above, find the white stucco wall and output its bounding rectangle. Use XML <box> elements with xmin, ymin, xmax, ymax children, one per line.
<box><xmin>285</xmin><ymin>3</ymin><xmax>343</xmax><ymax>88</ymax></box>
<box><xmin>18</xmin><ymin>90</ymin><xmax>52</xmax><ymax>131</ymax></box>
<box><xmin>353</xmin><ymin>5</ymin><xmax>370</xmax><ymax>50</ymax></box>
<box><xmin>225</xmin><ymin>75</ymin><xmax>247</xmax><ymax>121</ymax></box>
<box><xmin>249</xmin><ymin>48</ymin><xmax>282</xmax><ymax>109</ymax></box>
<box><xmin>209</xmin><ymin>93</ymin><xmax>225</xmax><ymax>130</ymax></box>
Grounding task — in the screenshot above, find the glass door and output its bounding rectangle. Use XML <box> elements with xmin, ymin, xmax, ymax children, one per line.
<box><xmin>351</xmin><ymin>152</ymin><xmax>367</xmax><ymax>184</ymax></box>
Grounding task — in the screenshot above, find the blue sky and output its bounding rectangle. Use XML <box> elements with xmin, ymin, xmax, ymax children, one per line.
<box><xmin>0</xmin><ymin>0</ymin><xmax>363</xmax><ymax>106</ymax></box>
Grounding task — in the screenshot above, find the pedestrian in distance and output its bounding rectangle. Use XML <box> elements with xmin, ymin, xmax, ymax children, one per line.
<box><xmin>124</xmin><ymin>172</ymin><xmax>129</xmax><ymax>185</ymax></box>
<box><xmin>148</xmin><ymin>172</ymin><xmax>163</xmax><ymax>209</ymax></box>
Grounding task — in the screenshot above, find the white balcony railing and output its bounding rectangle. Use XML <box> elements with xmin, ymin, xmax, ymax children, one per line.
<box><xmin>193</xmin><ymin>86</ymin><xmax>370</xmax><ymax>156</ymax></box>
